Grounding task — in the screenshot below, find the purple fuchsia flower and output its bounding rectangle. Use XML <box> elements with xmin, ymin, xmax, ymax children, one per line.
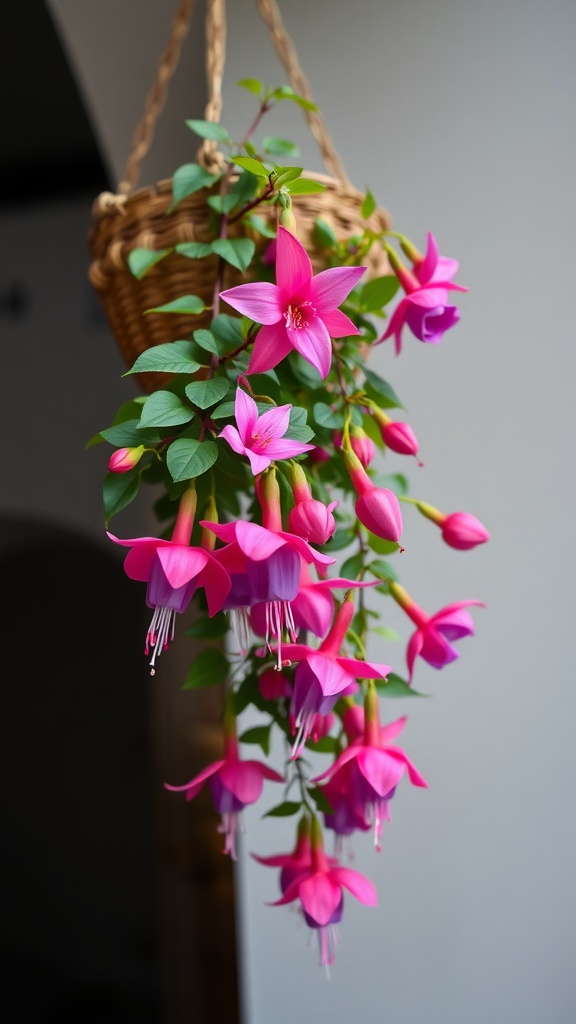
<box><xmin>165</xmin><ymin>706</ymin><xmax>284</xmax><ymax>860</ymax></box>
<box><xmin>377</xmin><ymin>235</ymin><xmax>468</xmax><ymax>354</ymax></box>
<box><xmin>107</xmin><ymin>486</ymin><xmax>231</xmax><ymax>673</ymax></box>
<box><xmin>270</xmin><ymin>595</ymin><xmax>392</xmax><ymax>758</ymax></box>
<box><xmin>389</xmin><ymin>580</ymin><xmax>485</xmax><ymax>682</ymax></box>
<box><xmin>219</xmin><ymin>387</ymin><xmax>314</xmax><ymax>475</ymax></box>
<box><xmin>314</xmin><ymin>687</ymin><xmax>428</xmax><ymax>851</ymax></box>
<box><xmin>220</xmin><ymin>225</ymin><xmax>366</xmax><ymax>380</ymax></box>
<box><xmin>269</xmin><ymin>815</ymin><xmax>378</xmax><ymax>969</ymax></box>
<box><xmin>252</xmin><ymin>814</ymin><xmax>338</xmax><ymax>894</ymax></box>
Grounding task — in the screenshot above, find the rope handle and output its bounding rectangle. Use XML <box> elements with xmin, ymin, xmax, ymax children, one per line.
<box><xmin>104</xmin><ymin>0</ymin><xmax>352</xmax><ymax>206</ymax></box>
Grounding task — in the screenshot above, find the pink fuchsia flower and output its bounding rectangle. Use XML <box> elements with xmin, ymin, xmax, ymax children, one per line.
<box><xmin>343</xmin><ymin>447</ymin><xmax>403</xmax><ymax>543</ymax></box>
<box><xmin>253</xmin><ymin>814</ymin><xmax>338</xmax><ymax>894</ymax></box>
<box><xmin>165</xmin><ymin>706</ymin><xmax>284</xmax><ymax>860</ymax></box>
<box><xmin>272</xmin><ymin>596</ymin><xmax>392</xmax><ymax>758</ymax></box>
<box><xmin>389</xmin><ymin>580</ymin><xmax>485</xmax><ymax>682</ymax></box>
<box><xmin>334</xmin><ymin>427</ymin><xmax>376</xmax><ymax>468</ymax></box>
<box><xmin>220</xmin><ymin>225</ymin><xmax>366</xmax><ymax>380</ymax></box>
<box><xmin>314</xmin><ymin>687</ymin><xmax>428</xmax><ymax>850</ymax></box>
<box><xmin>108</xmin><ymin>444</ymin><xmax>145</xmax><ymax>473</ymax></box>
<box><xmin>107</xmin><ymin>486</ymin><xmax>231</xmax><ymax>673</ymax></box>
<box><xmin>269</xmin><ymin>815</ymin><xmax>378</xmax><ymax>968</ymax></box>
<box><xmin>219</xmin><ymin>387</ymin><xmax>314</xmax><ymax>475</ymax></box>
<box><xmin>377</xmin><ymin>238</ymin><xmax>467</xmax><ymax>354</ymax></box>
<box><xmin>288</xmin><ymin>462</ymin><xmax>337</xmax><ymax>544</ymax></box>
<box><xmin>369</xmin><ymin>406</ymin><xmax>422</xmax><ymax>463</ymax></box>
<box><xmin>415</xmin><ymin>501</ymin><xmax>490</xmax><ymax>550</ymax></box>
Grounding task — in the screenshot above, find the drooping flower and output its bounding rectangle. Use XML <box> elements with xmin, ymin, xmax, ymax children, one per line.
<box><xmin>202</xmin><ymin>471</ymin><xmax>336</xmax><ymax>662</ymax></box>
<box><xmin>377</xmin><ymin>236</ymin><xmax>467</xmax><ymax>354</ymax></box>
<box><xmin>270</xmin><ymin>595</ymin><xmax>392</xmax><ymax>758</ymax></box>
<box><xmin>288</xmin><ymin>462</ymin><xmax>337</xmax><ymax>544</ymax></box>
<box><xmin>389</xmin><ymin>580</ymin><xmax>485</xmax><ymax>682</ymax></box>
<box><xmin>407</xmin><ymin>231</ymin><xmax>461</xmax><ymax>287</ymax></box>
<box><xmin>269</xmin><ymin>815</ymin><xmax>378</xmax><ymax>968</ymax></box>
<box><xmin>415</xmin><ymin>501</ymin><xmax>490</xmax><ymax>550</ymax></box>
<box><xmin>219</xmin><ymin>387</ymin><xmax>314</xmax><ymax>475</ymax></box>
<box><xmin>370</xmin><ymin>406</ymin><xmax>421</xmax><ymax>463</ymax></box>
<box><xmin>108</xmin><ymin>485</ymin><xmax>231</xmax><ymax>672</ymax></box>
<box><xmin>252</xmin><ymin>813</ymin><xmax>338</xmax><ymax>894</ymax></box>
<box><xmin>220</xmin><ymin>225</ymin><xmax>366</xmax><ymax>380</ymax></box>
<box><xmin>334</xmin><ymin>426</ymin><xmax>376</xmax><ymax>467</ymax></box>
<box><xmin>343</xmin><ymin>447</ymin><xmax>403</xmax><ymax>542</ymax></box>
<box><xmin>314</xmin><ymin>686</ymin><xmax>428</xmax><ymax>850</ymax></box>
<box><xmin>165</xmin><ymin>705</ymin><xmax>284</xmax><ymax>860</ymax></box>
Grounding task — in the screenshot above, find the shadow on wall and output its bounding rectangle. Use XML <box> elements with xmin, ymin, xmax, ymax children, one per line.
<box><xmin>0</xmin><ymin>513</ymin><xmax>161</xmax><ymax>1024</ymax></box>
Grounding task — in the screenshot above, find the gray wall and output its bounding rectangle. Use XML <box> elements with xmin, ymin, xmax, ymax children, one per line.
<box><xmin>38</xmin><ymin>1</ymin><xmax>576</xmax><ymax>1022</ymax></box>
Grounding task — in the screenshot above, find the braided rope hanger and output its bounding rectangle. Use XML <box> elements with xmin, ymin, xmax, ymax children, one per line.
<box><xmin>106</xmin><ymin>0</ymin><xmax>353</xmax><ymax>204</ymax></box>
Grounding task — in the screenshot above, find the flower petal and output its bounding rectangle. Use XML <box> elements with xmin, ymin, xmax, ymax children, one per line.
<box><xmin>247</xmin><ymin>322</ymin><xmax>294</xmax><ymax>374</ymax></box>
<box><xmin>336</xmin><ymin>656</ymin><xmax>391</xmax><ymax>680</ymax></box>
<box><xmin>255</xmin><ymin>403</ymin><xmax>291</xmax><ymax>439</ymax></box>
<box><xmin>164</xmin><ymin>760</ymin><xmax>224</xmax><ymax>797</ymax></box>
<box><xmin>330</xmin><ymin>867</ymin><xmax>378</xmax><ymax>906</ymax></box>
<box><xmin>156</xmin><ymin>544</ymin><xmax>210</xmax><ymax>589</ymax></box>
<box><xmin>197</xmin><ymin>556</ymin><xmax>231</xmax><ymax>617</ymax></box>
<box><xmin>299</xmin><ymin>872</ymin><xmax>342</xmax><ymax>926</ymax></box>
<box><xmin>234</xmin><ymin>387</ymin><xmax>259</xmax><ymax>440</ymax></box>
<box><xmin>311</xmin><ymin>264</ymin><xmax>366</xmax><ymax>312</ymax></box>
<box><xmin>220</xmin><ymin>281</ymin><xmax>282</xmax><ymax>324</ymax></box>
<box><xmin>219</xmin><ymin>424</ymin><xmax>246</xmax><ymax>456</ymax></box>
<box><xmin>288</xmin><ymin>319</ymin><xmax>332</xmax><ymax>379</ymax></box>
<box><xmin>356</xmin><ymin>747</ymin><xmax>406</xmax><ymax>796</ymax></box>
<box><xmin>275</xmin><ymin>226</ymin><xmax>313</xmax><ymax>299</ymax></box>
<box><xmin>320</xmin><ymin>308</ymin><xmax>362</xmax><ymax>338</ymax></box>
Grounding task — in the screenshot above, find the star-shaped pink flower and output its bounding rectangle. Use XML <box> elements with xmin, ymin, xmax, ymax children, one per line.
<box><xmin>220</xmin><ymin>226</ymin><xmax>366</xmax><ymax>380</ymax></box>
<box><xmin>219</xmin><ymin>387</ymin><xmax>314</xmax><ymax>475</ymax></box>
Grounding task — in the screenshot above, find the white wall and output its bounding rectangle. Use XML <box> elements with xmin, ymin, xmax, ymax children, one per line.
<box><xmin>45</xmin><ymin>2</ymin><xmax>576</xmax><ymax>1022</ymax></box>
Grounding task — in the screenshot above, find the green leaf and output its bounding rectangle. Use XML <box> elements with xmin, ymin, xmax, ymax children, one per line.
<box><xmin>237</xmin><ymin>77</ymin><xmax>263</xmax><ymax>96</ymax></box>
<box><xmin>313</xmin><ymin>402</ymin><xmax>344</xmax><ymax>430</ymax></box>
<box><xmin>127</xmin><ymin>247</ymin><xmax>171</xmax><ymax>279</ymax></box>
<box><xmin>314</xmin><ymin>217</ymin><xmax>337</xmax><ymax>249</ymax></box>
<box><xmin>308</xmin><ymin>785</ymin><xmax>335</xmax><ymax>812</ymax></box>
<box><xmin>185</xmin><ymin>613</ymin><xmax>229</xmax><ymax>639</ymax></box>
<box><xmin>240</xmin><ymin>724</ymin><xmax>272</xmax><ymax>757</ymax></box>
<box><xmin>362</xmin><ymin>367</ymin><xmax>403</xmax><ymax>408</ymax></box>
<box><xmin>211</xmin><ymin>237</ymin><xmax>256</xmax><ymax>272</ymax></box>
<box><xmin>263</xmin><ymin>801</ymin><xmax>301</xmax><ymax>819</ymax></box>
<box><xmin>360</xmin><ymin>275</ymin><xmax>401</xmax><ymax>312</ymax></box>
<box><xmin>368</xmin><ymin>558</ymin><xmax>399</xmax><ymax>583</ymax></box>
<box><xmin>361</xmin><ymin>188</ymin><xmax>377</xmax><ymax>219</ymax></box>
<box><xmin>192</xmin><ymin>329</ymin><xmax>220</xmax><ymax>356</ymax></box>
<box><xmin>175</xmin><ymin>241</ymin><xmax>214</xmax><ymax>259</ymax></box>
<box><xmin>340</xmin><ymin>552</ymin><xmax>364</xmax><ymax>580</ymax></box>
<box><xmin>231</xmin><ymin>155</ymin><xmax>270</xmax><ymax>178</ymax></box>
<box><xmin>124</xmin><ymin>340</ymin><xmax>203</xmax><ymax>377</ymax></box>
<box><xmin>274</xmin><ymin>166</ymin><xmax>303</xmax><ymax>186</ymax></box>
<box><xmin>325</xmin><ymin>528</ymin><xmax>355</xmax><ymax>551</ymax></box>
<box><xmin>263</xmin><ymin>136</ymin><xmax>299</xmax><ymax>157</ymax></box>
<box><xmin>212</xmin><ymin>314</ymin><xmax>245</xmax><ymax>349</ymax></box>
<box><xmin>103</xmin><ymin>470</ymin><xmax>140</xmax><ymax>523</ymax></box>
<box><xmin>138</xmin><ymin>391</ymin><xmax>193</xmax><ymax>429</ymax></box>
<box><xmin>184</xmin><ymin>377</ymin><xmax>230</xmax><ymax>409</ymax></box>
<box><xmin>170</xmin><ymin>163</ymin><xmax>219</xmax><ymax>208</ymax></box>
<box><xmin>145</xmin><ymin>294</ymin><xmax>206</xmax><ymax>315</ymax></box>
<box><xmin>182</xmin><ymin>647</ymin><xmax>230</xmax><ymax>689</ymax></box>
<box><xmin>100</xmin><ymin>420</ymin><xmax>160</xmax><ymax>446</ymax></box>
<box><xmin>186</xmin><ymin>119</ymin><xmax>231</xmax><ymax>142</ymax></box>
<box><xmin>285</xmin><ymin>178</ymin><xmax>326</xmax><ymax>195</ymax></box>
<box><xmin>243</xmin><ymin>213</ymin><xmax>277</xmax><ymax>238</ymax></box>
<box><xmin>166</xmin><ymin>439</ymin><xmax>218</xmax><ymax>482</ymax></box>
<box><xmin>377</xmin><ymin>673</ymin><xmax>429</xmax><ymax>698</ymax></box>
<box><xmin>207</xmin><ymin>193</ymin><xmax>239</xmax><ymax>215</ymax></box>
<box><xmin>366</xmin><ymin>534</ymin><xmax>401</xmax><ymax>556</ymax></box>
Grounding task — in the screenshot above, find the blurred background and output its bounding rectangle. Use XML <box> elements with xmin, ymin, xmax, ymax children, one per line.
<box><xmin>1</xmin><ymin>0</ymin><xmax>575</xmax><ymax>1021</ymax></box>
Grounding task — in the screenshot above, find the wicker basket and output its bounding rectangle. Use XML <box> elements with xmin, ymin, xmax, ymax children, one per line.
<box><xmin>88</xmin><ymin>0</ymin><xmax>392</xmax><ymax>393</ymax></box>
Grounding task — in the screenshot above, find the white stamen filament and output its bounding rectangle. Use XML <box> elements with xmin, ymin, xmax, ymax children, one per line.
<box><xmin>146</xmin><ymin>605</ymin><xmax>176</xmax><ymax>674</ymax></box>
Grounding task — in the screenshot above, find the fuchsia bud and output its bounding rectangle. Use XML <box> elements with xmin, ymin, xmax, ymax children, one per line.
<box><xmin>288</xmin><ymin>462</ymin><xmax>338</xmax><ymax>544</ymax></box>
<box><xmin>370</xmin><ymin>406</ymin><xmax>421</xmax><ymax>462</ymax></box>
<box><xmin>108</xmin><ymin>445</ymin><xmax>145</xmax><ymax>473</ymax></box>
<box><xmin>308</xmin><ymin>446</ymin><xmax>331</xmax><ymax>464</ymax></box>
<box><xmin>416</xmin><ymin>502</ymin><xmax>490</xmax><ymax>551</ymax></box>
<box><xmin>343</xmin><ymin>448</ymin><xmax>403</xmax><ymax>543</ymax></box>
<box><xmin>334</xmin><ymin>427</ymin><xmax>375</xmax><ymax>467</ymax></box>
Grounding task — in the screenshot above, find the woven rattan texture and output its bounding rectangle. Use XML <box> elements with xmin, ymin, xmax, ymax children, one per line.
<box><xmin>88</xmin><ymin>172</ymin><xmax>391</xmax><ymax>393</ymax></box>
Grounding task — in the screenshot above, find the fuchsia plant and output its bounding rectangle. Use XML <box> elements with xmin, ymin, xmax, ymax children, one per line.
<box><xmin>93</xmin><ymin>79</ymin><xmax>488</xmax><ymax>968</ymax></box>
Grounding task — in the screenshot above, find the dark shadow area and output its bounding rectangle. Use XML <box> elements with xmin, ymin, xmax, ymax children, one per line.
<box><xmin>0</xmin><ymin>514</ymin><xmax>161</xmax><ymax>1024</ymax></box>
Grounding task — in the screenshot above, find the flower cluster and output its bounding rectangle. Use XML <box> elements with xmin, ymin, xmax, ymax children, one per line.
<box><xmin>92</xmin><ymin>80</ymin><xmax>488</xmax><ymax>970</ymax></box>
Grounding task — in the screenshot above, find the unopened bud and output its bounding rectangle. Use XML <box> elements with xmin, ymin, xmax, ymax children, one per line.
<box><xmin>108</xmin><ymin>445</ymin><xmax>144</xmax><ymax>473</ymax></box>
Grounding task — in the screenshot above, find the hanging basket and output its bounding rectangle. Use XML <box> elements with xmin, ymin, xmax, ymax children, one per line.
<box><xmin>88</xmin><ymin>0</ymin><xmax>392</xmax><ymax>393</ymax></box>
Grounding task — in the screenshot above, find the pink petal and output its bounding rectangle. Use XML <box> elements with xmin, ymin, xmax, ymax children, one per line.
<box><xmin>247</xmin><ymin>322</ymin><xmax>294</xmax><ymax>374</ymax></box>
<box><xmin>234</xmin><ymin>387</ymin><xmax>259</xmax><ymax>440</ymax></box>
<box><xmin>197</xmin><ymin>557</ymin><xmax>231</xmax><ymax>617</ymax></box>
<box><xmin>311</xmin><ymin>264</ymin><xmax>366</xmax><ymax>311</ymax></box>
<box><xmin>275</xmin><ymin>226</ymin><xmax>313</xmax><ymax>299</ymax></box>
<box><xmin>220</xmin><ymin>281</ymin><xmax>282</xmax><ymax>324</ymax></box>
<box><xmin>219</xmin><ymin>424</ymin><xmax>247</xmax><ymax>456</ymax></box>
<box><xmin>385</xmin><ymin>747</ymin><xmax>429</xmax><ymax>788</ymax></box>
<box><xmin>330</xmin><ymin>867</ymin><xmax>378</xmax><ymax>907</ymax></box>
<box><xmin>336</xmin><ymin>656</ymin><xmax>391</xmax><ymax>680</ymax></box>
<box><xmin>320</xmin><ymin>308</ymin><xmax>362</xmax><ymax>338</ymax></box>
<box><xmin>255</xmin><ymin>403</ymin><xmax>291</xmax><ymax>439</ymax></box>
<box><xmin>245</xmin><ymin>449</ymin><xmax>273</xmax><ymax>475</ymax></box>
<box><xmin>276</xmin><ymin>531</ymin><xmax>336</xmax><ymax>571</ymax></box>
<box><xmin>406</xmin><ymin>629</ymin><xmax>424</xmax><ymax>682</ymax></box>
<box><xmin>288</xmin><ymin>319</ymin><xmax>332</xmax><ymax>379</ymax></box>
<box><xmin>406</xmin><ymin>287</ymin><xmax>450</xmax><ymax>309</ymax></box>
<box><xmin>418</xmin><ymin>232</ymin><xmax>440</xmax><ymax>282</ymax></box>
<box><xmin>299</xmin><ymin>873</ymin><xmax>342</xmax><ymax>926</ymax></box>
<box><xmin>307</xmin><ymin>651</ymin><xmax>355</xmax><ymax>696</ymax></box>
<box><xmin>263</xmin><ymin>437</ymin><xmax>315</xmax><ymax>460</ymax></box>
<box><xmin>155</xmin><ymin>544</ymin><xmax>210</xmax><ymax>589</ymax></box>
<box><xmin>235</xmin><ymin>520</ymin><xmax>286</xmax><ymax>559</ymax></box>
<box><xmin>164</xmin><ymin>759</ymin><xmax>224</xmax><ymax>796</ymax></box>
<box><xmin>356</xmin><ymin>747</ymin><xmax>406</xmax><ymax>796</ymax></box>
<box><xmin>380</xmin><ymin>716</ymin><xmax>407</xmax><ymax>744</ymax></box>
<box><xmin>379</xmin><ymin>297</ymin><xmax>408</xmax><ymax>354</ymax></box>
<box><xmin>291</xmin><ymin>587</ymin><xmax>334</xmax><ymax>637</ymax></box>
<box><xmin>220</xmin><ymin>759</ymin><xmax>284</xmax><ymax>804</ymax></box>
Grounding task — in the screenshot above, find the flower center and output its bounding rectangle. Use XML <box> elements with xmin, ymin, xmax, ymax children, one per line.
<box><xmin>284</xmin><ymin>301</ymin><xmax>312</xmax><ymax>330</ymax></box>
